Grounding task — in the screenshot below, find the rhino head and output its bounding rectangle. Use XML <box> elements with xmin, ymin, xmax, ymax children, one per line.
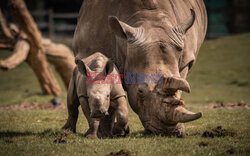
<box><xmin>109</xmin><ymin>10</ymin><xmax>202</xmax><ymax>135</ymax></box>
<box><xmin>76</xmin><ymin>56</ymin><xmax>114</xmax><ymax>119</ymax></box>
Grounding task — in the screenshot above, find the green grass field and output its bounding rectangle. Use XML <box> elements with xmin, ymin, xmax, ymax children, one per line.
<box><xmin>0</xmin><ymin>33</ymin><xmax>249</xmax><ymax>155</ymax></box>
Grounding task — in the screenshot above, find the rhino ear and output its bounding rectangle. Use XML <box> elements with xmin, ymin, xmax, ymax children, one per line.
<box><xmin>108</xmin><ymin>16</ymin><xmax>142</xmax><ymax>42</ymax></box>
<box><xmin>103</xmin><ymin>60</ymin><xmax>114</xmax><ymax>77</ymax></box>
<box><xmin>175</xmin><ymin>9</ymin><xmax>196</xmax><ymax>35</ymax></box>
<box><xmin>172</xmin><ymin>9</ymin><xmax>196</xmax><ymax>49</ymax></box>
<box><xmin>75</xmin><ymin>57</ymin><xmax>91</xmax><ymax>75</ymax></box>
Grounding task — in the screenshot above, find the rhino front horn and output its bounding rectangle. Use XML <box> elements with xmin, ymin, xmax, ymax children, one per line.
<box><xmin>173</xmin><ymin>106</ymin><xmax>202</xmax><ymax>123</ymax></box>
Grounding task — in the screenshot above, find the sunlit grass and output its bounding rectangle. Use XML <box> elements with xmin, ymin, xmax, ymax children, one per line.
<box><xmin>0</xmin><ymin>33</ymin><xmax>250</xmax><ymax>155</ymax></box>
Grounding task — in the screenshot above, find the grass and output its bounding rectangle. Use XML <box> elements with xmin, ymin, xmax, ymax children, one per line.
<box><xmin>0</xmin><ymin>33</ymin><xmax>250</xmax><ymax>155</ymax></box>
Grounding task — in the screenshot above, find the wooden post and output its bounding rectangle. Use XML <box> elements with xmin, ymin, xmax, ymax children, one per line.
<box><xmin>48</xmin><ymin>8</ymin><xmax>54</xmax><ymax>39</ymax></box>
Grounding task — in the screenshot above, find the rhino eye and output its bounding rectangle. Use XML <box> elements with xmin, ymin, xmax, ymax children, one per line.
<box><xmin>107</xmin><ymin>95</ymin><xmax>110</xmax><ymax>98</ymax></box>
<box><xmin>159</xmin><ymin>44</ymin><xmax>167</xmax><ymax>54</ymax></box>
<box><xmin>138</xmin><ymin>89</ymin><xmax>143</xmax><ymax>94</ymax></box>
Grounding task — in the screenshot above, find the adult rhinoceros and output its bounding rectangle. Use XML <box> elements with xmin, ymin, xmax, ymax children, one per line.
<box><xmin>73</xmin><ymin>0</ymin><xmax>207</xmax><ymax>136</ymax></box>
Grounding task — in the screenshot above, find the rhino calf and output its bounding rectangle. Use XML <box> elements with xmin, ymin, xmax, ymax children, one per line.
<box><xmin>62</xmin><ymin>52</ymin><xmax>129</xmax><ymax>138</ymax></box>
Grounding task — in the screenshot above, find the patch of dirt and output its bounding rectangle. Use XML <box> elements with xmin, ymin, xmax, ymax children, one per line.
<box><xmin>205</xmin><ymin>101</ymin><xmax>250</xmax><ymax>109</ymax></box>
<box><xmin>202</xmin><ymin>126</ymin><xmax>236</xmax><ymax>138</ymax></box>
<box><xmin>198</xmin><ymin>141</ymin><xmax>209</xmax><ymax>147</ymax></box>
<box><xmin>226</xmin><ymin>148</ymin><xmax>236</xmax><ymax>155</ymax></box>
<box><xmin>107</xmin><ymin>149</ymin><xmax>132</xmax><ymax>156</ymax></box>
<box><xmin>229</xmin><ymin>80</ymin><xmax>249</xmax><ymax>87</ymax></box>
<box><xmin>4</xmin><ymin>140</ymin><xmax>14</xmax><ymax>144</ymax></box>
<box><xmin>53</xmin><ymin>136</ymin><xmax>66</xmax><ymax>144</ymax></box>
<box><xmin>0</xmin><ymin>101</ymin><xmax>66</xmax><ymax>110</ymax></box>
<box><xmin>53</xmin><ymin>131</ymin><xmax>70</xmax><ymax>144</ymax></box>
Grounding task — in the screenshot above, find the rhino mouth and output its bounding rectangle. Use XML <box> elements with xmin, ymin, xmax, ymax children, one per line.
<box><xmin>90</xmin><ymin>110</ymin><xmax>109</xmax><ymax>119</ymax></box>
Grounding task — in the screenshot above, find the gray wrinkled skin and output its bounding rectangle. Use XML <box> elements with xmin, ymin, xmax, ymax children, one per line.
<box><xmin>62</xmin><ymin>53</ymin><xmax>129</xmax><ymax>138</ymax></box>
<box><xmin>73</xmin><ymin>0</ymin><xmax>207</xmax><ymax>136</ymax></box>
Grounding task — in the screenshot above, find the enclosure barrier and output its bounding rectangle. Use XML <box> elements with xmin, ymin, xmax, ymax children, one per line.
<box><xmin>31</xmin><ymin>9</ymin><xmax>77</xmax><ymax>38</ymax></box>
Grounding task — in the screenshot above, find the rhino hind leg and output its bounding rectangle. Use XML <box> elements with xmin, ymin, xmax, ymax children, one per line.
<box><xmin>62</xmin><ymin>102</ymin><xmax>79</xmax><ymax>133</ymax></box>
<box><xmin>62</xmin><ymin>76</ymin><xmax>80</xmax><ymax>133</ymax></box>
<box><xmin>62</xmin><ymin>100</ymin><xmax>80</xmax><ymax>133</ymax></box>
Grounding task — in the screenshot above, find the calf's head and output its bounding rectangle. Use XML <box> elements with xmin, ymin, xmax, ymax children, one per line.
<box><xmin>76</xmin><ymin>57</ymin><xmax>114</xmax><ymax>119</ymax></box>
<box><xmin>109</xmin><ymin>10</ymin><xmax>202</xmax><ymax>135</ymax></box>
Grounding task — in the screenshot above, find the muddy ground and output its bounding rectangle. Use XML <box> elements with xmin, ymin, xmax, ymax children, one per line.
<box><xmin>0</xmin><ymin>100</ymin><xmax>66</xmax><ymax>110</ymax></box>
<box><xmin>204</xmin><ymin>101</ymin><xmax>250</xmax><ymax>109</ymax></box>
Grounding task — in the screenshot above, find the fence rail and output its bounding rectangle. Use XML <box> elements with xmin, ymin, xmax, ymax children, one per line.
<box><xmin>31</xmin><ymin>9</ymin><xmax>77</xmax><ymax>38</ymax></box>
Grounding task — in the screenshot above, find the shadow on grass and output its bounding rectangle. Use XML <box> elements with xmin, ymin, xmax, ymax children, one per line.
<box><xmin>0</xmin><ymin>131</ymin><xmax>36</xmax><ymax>138</ymax></box>
<box><xmin>74</xmin><ymin>130</ymin><xmax>158</xmax><ymax>139</ymax></box>
<box><xmin>0</xmin><ymin>129</ymin><xmax>67</xmax><ymax>138</ymax></box>
<box><xmin>128</xmin><ymin>130</ymin><xmax>160</xmax><ymax>138</ymax></box>
<box><xmin>0</xmin><ymin>129</ymin><xmax>187</xmax><ymax>139</ymax></box>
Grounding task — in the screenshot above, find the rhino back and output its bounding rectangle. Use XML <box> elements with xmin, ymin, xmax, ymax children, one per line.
<box><xmin>72</xmin><ymin>0</ymin><xmax>118</xmax><ymax>59</ymax></box>
<box><xmin>73</xmin><ymin>0</ymin><xmax>207</xmax><ymax>61</ymax></box>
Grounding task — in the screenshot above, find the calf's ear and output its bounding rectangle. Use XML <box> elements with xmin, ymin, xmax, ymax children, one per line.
<box><xmin>108</xmin><ymin>16</ymin><xmax>142</xmax><ymax>42</ymax></box>
<box><xmin>104</xmin><ymin>60</ymin><xmax>114</xmax><ymax>76</ymax></box>
<box><xmin>75</xmin><ymin>57</ymin><xmax>91</xmax><ymax>75</ymax></box>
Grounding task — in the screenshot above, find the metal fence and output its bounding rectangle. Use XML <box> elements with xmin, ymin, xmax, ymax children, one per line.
<box><xmin>31</xmin><ymin>4</ymin><xmax>250</xmax><ymax>39</ymax></box>
<box><xmin>31</xmin><ymin>9</ymin><xmax>77</xmax><ymax>38</ymax></box>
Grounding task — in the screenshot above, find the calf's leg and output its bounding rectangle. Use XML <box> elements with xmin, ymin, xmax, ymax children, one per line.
<box><xmin>80</xmin><ymin>98</ymin><xmax>100</xmax><ymax>138</ymax></box>
<box><xmin>98</xmin><ymin>108</ymin><xmax>115</xmax><ymax>138</ymax></box>
<box><xmin>112</xmin><ymin>96</ymin><xmax>129</xmax><ymax>136</ymax></box>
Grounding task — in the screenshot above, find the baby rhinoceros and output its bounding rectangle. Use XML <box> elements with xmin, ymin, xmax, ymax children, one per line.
<box><xmin>62</xmin><ymin>52</ymin><xmax>129</xmax><ymax>138</ymax></box>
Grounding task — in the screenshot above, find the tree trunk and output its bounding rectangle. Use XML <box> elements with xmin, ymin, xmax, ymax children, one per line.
<box><xmin>9</xmin><ymin>0</ymin><xmax>62</xmax><ymax>96</ymax></box>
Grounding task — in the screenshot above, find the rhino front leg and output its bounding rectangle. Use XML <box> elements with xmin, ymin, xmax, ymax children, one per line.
<box><xmin>62</xmin><ymin>75</ymin><xmax>80</xmax><ymax>133</ymax></box>
<box><xmin>112</xmin><ymin>96</ymin><xmax>129</xmax><ymax>137</ymax></box>
<box><xmin>79</xmin><ymin>98</ymin><xmax>100</xmax><ymax>139</ymax></box>
<box><xmin>98</xmin><ymin>109</ymin><xmax>115</xmax><ymax>138</ymax></box>
<box><xmin>84</xmin><ymin>119</ymin><xmax>100</xmax><ymax>139</ymax></box>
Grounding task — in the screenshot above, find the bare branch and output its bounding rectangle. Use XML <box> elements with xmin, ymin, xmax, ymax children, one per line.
<box><xmin>0</xmin><ymin>39</ymin><xmax>30</xmax><ymax>70</ymax></box>
<box><xmin>43</xmin><ymin>38</ymin><xmax>75</xmax><ymax>88</ymax></box>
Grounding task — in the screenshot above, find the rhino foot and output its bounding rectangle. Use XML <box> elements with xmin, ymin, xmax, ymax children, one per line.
<box><xmin>85</xmin><ymin>133</ymin><xmax>98</xmax><ymax>139</ymax></box>
<box><xmin>62</xmin><ymin>123</ymin><xmax>76</xmax><ymax>133</ymax></box>
<box><xmin>84</xmin><ymin>129</ymin><xmax>98</xmax><ymax>139</ymax></box>
<box><xmin>112</xmin><ymin>123</ymin><xmax>130</xmax><ymax>137</ymax></box>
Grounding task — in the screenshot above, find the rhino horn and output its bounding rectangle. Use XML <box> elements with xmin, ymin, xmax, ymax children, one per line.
<box><xmin>161</xmin><ymin>76</ymin><xmax>191</xmax><ymax>93</ymax></box>
<box><xmin>173</xmin><ymin>106</ymin><xmax>202</xmax><ymax>123</ymax></box>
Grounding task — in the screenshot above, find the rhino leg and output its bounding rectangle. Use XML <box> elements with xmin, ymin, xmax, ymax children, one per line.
<box><xmin>112</xmin><ymin>96</ymin><xmax>129</xmax><ymax>137</ymax></box>
<box><xmin>62</xmin><ymin>76</ymin><xmax>80</xmax><ymax>133</ymax></box>
<box><xmin>84</xmin><ymin>119</ymin><xmax>100</xmax><ymax>139</ymax></box>
<box><xmin>97</xmin><ymin>110</ymin><xmax>115</xmax><ymax>138</ymax></box>
<box><xmin>79</xmin><ymin>98</ymin><xmax>100</xmax><ymax>139</ymax></box>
